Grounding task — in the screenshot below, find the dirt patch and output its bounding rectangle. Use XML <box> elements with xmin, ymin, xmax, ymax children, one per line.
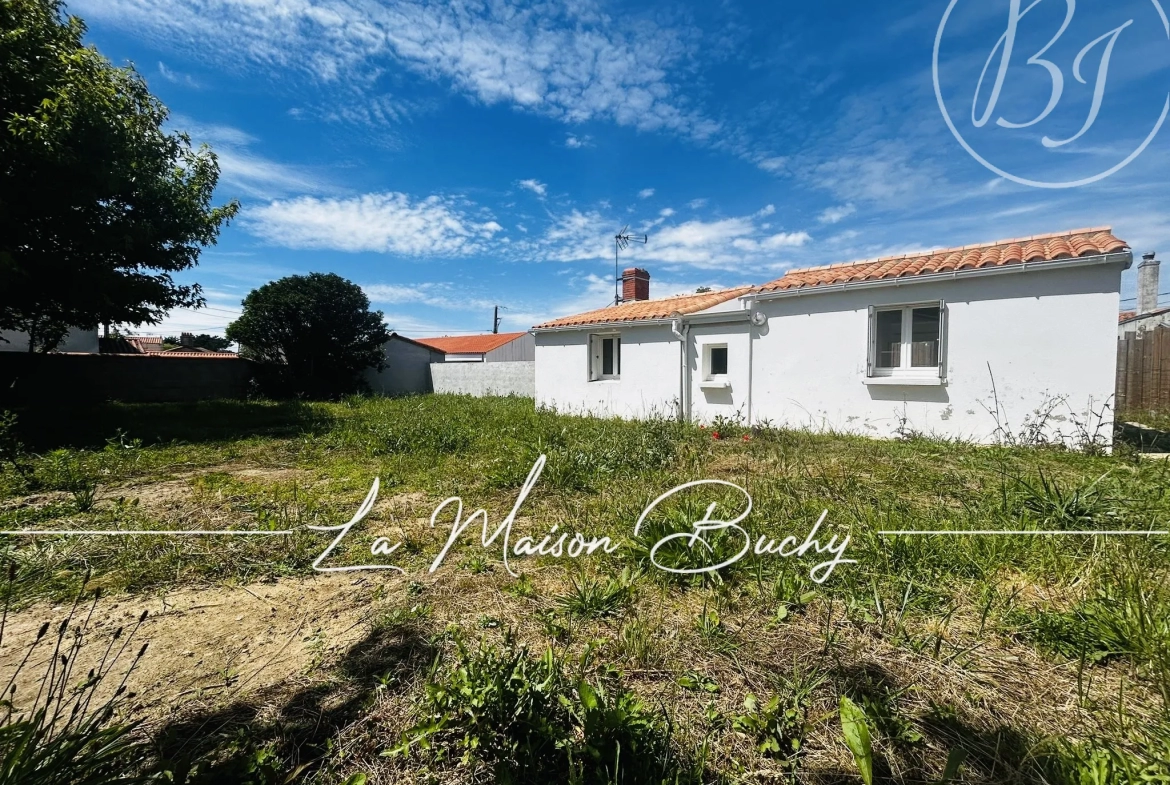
<box><xmin>0</xmin><ymin>572</ymin><xmax>405</xmax><ymax>727</ymax></box>
<box><xmin>234</xmin><ymin>467</ymin><xmax>313</xmax><ymax>482</ymax></box>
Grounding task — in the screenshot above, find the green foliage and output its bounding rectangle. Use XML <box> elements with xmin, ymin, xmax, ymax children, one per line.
<box><xmin>226</xmin><ymin>273</ymin><xmax>391</xmax><ymax>399</ymax></box>
<box><xmin>555</xmin><ymin>570</ymin><xmax>635</xmax><ymax>620</ymax></box>
<box><xmin>1016</xmin><ymin>470</ymin><xmax>1116</xmax><ymax>529</ymax></box>
<box><xmin>839</xmin><ymin>696</ymin><xmax>874</xmax><ymax>785</ymax></box>
<box><xmin>0</xmin><ymin>0</ymin><xmax>238</xmax><ymax>350</ymax></box>
<box><xmin>732</xmin><ymin>692</ymin><xmax>805</xmax><ymax>761</ymax></box>
<box><xmin>162</xmin><ymin>334</ymin><xmax>233</xmax><ymax>351</ymax></box>
<box><xmin>392</xmin><ymin>633</ymin><xmax>686</xmax><ymax>784</ymax></box>
<box><xmin>0</xmin><ymin>411</ymin><xmax>24</xmax><ymax>469</ymax></box>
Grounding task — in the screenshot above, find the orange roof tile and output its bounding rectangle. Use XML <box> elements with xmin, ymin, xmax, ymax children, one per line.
<box><xmin>1119</xmin><ymin>311</ymin><xmax>1137</xmax><ymax>323</ymax></box>
<box><xmin>414</xmin><ymin>332</ymin><xmax>528</xmax><ymax>354</ymax></box>
<box><xmin>757</xmin><ymin>228</ymin><xmax>1128</xmax><ymax>293</ymax></box>
<box><xmin>126</xmin><ymin>336</ymin><xmax>166</xmax><ymax>353</ymax></box>
<box><xmin>535</xmin><ymin>288</ymin><xmax>751</xmax><ymax>329</ymax></box>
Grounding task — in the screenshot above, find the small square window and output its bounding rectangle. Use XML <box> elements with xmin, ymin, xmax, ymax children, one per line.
<box><xmin>703</xmin><ymin>343</ymin><xmax>729</xmax><ymax>380</ymax></box>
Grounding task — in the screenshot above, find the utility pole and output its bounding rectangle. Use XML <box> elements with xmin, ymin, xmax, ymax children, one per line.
<box><xmin>493</xmin><ymin>306</ymin><xmax>506</xmax><ymax>334</ymax></box>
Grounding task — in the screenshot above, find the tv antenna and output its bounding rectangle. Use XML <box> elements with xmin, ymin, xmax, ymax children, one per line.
<box><xmin>614</xmin><ymin>225</ymin><xmax>648</xmax><ymax>305</ymax></box>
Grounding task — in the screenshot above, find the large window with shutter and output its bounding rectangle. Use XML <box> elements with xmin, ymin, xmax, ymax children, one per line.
<box><xmin>589</xmin><ymin>334</ymin><xmax>621</xmax><ymax>381</ymax></box>
<box><xmin>867</xmin><ymin>302</ymin><xmax>947</xmax><ymax>381</ymax></box>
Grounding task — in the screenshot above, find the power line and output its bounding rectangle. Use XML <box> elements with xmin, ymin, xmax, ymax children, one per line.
<box><xmin>177</xmin><ymin>305</ymin><xmax>239</xmax><ymax>316</ymax></box>
<box><xmin>1120</xmin><ymin>291</ymin><xmax>1170</xmax><ymax>303</ymax></box>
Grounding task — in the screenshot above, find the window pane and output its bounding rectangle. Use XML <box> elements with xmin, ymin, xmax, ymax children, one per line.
<box><xmin>875</xmin><ymin>310</ymin><xmax>902</xmax><ymax>368</ymax></box>
<box><xmin>710</xmin><ymin>346</ymin><xmax>728</xmax><ymax>376</ymax></box>
<box><xmin>910</xmin><ymin>307</ymin><xmax>940</xmax><ymax>367</ymax></box>
<box><xmin>602</xmin><ymin>338</ymin><xmax>614</xmax><ymax>376</ymax></box>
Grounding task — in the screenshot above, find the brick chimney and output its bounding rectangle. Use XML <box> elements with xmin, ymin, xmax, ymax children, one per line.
<box><xmin>179</xmin><ymin>332</ymin><xmax>195</xmax><ymax>347</ymax></box>
<box><xmin>621</xmin><ymin>268</ymin><xmax>650</xmax><ymax>302</ymax></box>
<box><xmin>1138</xmin><ymin>252</ymin><xmax>1160</xmax><ymax>314</ymax></box>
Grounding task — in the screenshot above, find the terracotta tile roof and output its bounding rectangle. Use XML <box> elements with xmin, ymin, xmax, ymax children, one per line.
<box><xmin>535</xmin><ymin>288</ymin><xmax>750</xmax><ymax>329</ymax></box>
<box><xmin>126</xmin><ymin>336</ymin><xmax>166</xmax><ymax>353</ymax></box>
<box><xmin>757</xmin><ymin>228</ymin><xmax>1128</xmax><ymax>293</ymax></box>
<box><xmin>414</xmin><ymin>332</ymin><xmax>528</xmax><ymax>354</ymax></box>
<box><xmin>1120</xmin><ymin>306</ymin><xmax>1170</xmax><ymax>324</ymax></box>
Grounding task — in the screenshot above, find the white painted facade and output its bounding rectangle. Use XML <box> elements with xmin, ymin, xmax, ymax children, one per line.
<box><xmin>0</xmin><ymin>327</ymin><xmax>99</xmax><ymax>353</ymax></box>
<box><xmin>535</xmin><ymin>257</ymin><xmax>1127</xmax><ymax>444</ymax></box>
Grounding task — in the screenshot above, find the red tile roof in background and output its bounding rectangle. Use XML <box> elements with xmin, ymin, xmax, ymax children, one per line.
<box><xmin>758</xmin><ymin>228</ymin><xmax>1128</xmax><ymax>292</ymax></box>
<box><xmin>414</xmin><ymin>332</ymin><xmax>528</xmax><ymax>354</ymax></box>
<box><xmin>126</xmin><ymin>336</ymin><xmax>166</xmax><ymax>353</ymax></box>
<box><xmin>535</xmin><ymin>288</ymin><xmax>750</xmax><ymax>329</ymax></box>
<box><xmin>1119</xmin><ymin>311</ymin><xmax>1137</xmax><ymax>323</ymax></box>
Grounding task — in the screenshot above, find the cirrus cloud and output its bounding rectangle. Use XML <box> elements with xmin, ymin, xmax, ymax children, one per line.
<box><xmin>245</xmin><ymin>192</ymin><xmax>503</xmax><ymax>255</ymax></box>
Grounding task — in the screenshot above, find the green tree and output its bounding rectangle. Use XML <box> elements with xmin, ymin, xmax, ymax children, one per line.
<box><xmin>0</xmin><ymin>0</ymin><xmax>239</xmax><ymax>352</ymax></box>
<box><xmin>226</xmin><ymin>273</ymin><xmax>391</xmax><ymax>398</ymax></box>
<box><xmin>163</xmin><ymin>333</ymin><xmax>233</xmax><ymax>351</ymax></box>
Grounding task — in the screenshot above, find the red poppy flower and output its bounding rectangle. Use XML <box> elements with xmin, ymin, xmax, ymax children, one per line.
<box><xmin>743</xmin><ymin>434</ymin><xmax>751</xmax><ymax>441</ymax></box>
<box><xmin>712</xmin><ymin>431</ymin><xmax>721</xmax><ymax>440</ymax></box>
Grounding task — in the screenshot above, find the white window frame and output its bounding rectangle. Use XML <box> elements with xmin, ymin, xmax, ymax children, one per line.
<box><xmin>865</xmin><ymin>300</ymin><xmax>947</xmax><ymax>384</ymax></box>
<box><xmin>589</xmin><ymin>333</ymin><xmax>621</xmax><ymax>381</ymax></box>
<box><xmin>699</xmin><ymin>342</ymin><xmax>730</xmax><ymax>389</ymax></box>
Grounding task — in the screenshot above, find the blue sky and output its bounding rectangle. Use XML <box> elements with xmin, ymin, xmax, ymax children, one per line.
<box><xmin>72</xmin><ymin>0</ymin><xmax>1170</xmax><ymax>337</ymax></box>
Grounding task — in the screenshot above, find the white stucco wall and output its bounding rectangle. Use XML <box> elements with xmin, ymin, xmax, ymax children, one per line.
<box><xmin>689</xmin><ymin>322</ymin><xmax>751</xmax><ymax>424</ymax></box>
<box><xmin>431</xmin><ymin>361</ymin><xmax>535</xmax><ymax>397</ymax></box>
<box><xmin>535</xmin><ymin>324</ymin><xmax>681</xmax><ymax>418</ymax></box>
<box><xmin>365</xmin><ymin>336</ymin><xmax>442</xmax><ymax>395</ymax></box>
<box><xmin>0</xmin><ymin>327</ymin><xmax>99</xmax><ymax>353</ymax></box>
<box><xmin>535</xmin><ymin>262</ymin><xmax>1123</xmax><ymax>444</ymax></box>
<box><xmin>749</xmin><ymin>264</ymin><xmax>1121</xmax><ymax>442</ymax></box>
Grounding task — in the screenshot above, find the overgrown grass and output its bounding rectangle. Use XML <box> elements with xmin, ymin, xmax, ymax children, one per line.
<box><xmin>0</xmin><ymin>394</ymin><xmax>1168</xmax><ymax>783</ymax></box>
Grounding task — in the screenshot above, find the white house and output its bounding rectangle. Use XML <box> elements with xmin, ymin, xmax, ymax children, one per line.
<box><xmin>533</xmin><ymin>227</ymin><xmax>1131</xmax><ymax>444</ymax></box>
<box><xmin>0</xmin><ymin>327</ymin><xmax>99</xmax><ymax>353</ymax></box>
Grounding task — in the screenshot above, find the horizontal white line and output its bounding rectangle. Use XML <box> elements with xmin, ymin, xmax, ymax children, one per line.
<box><xmin>0</xmin><ymin>530</ymin><xmax>297</xmax><ymax>536</ymax></box>
<box><xmin>879</xmin><ymin>530</ymin><xmax>1168</xmax><ymax>536</ymax></box>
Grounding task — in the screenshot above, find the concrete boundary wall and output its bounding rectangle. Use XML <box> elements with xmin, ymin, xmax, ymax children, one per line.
<box><xmin>430</xmin><ymin>361</ymin><xmax>534</xmax><ymax>397</ymax></box>
<box><xmin>0</xmin><ymin>353</ymin><xmax>254</xmax><ymax>404</ymax></box>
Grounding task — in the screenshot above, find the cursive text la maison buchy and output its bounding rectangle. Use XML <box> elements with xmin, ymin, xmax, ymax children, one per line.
<box><xmin>308</xmin><ymin>455</ymin><xmax>856</xmax><ymax>584</ymax></box>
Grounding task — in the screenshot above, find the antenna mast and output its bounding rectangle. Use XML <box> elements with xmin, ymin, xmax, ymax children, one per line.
<box><xmin>613</xmin><ymin>225</ymin><xmax>648</xmax><ymax>305</ymax></box>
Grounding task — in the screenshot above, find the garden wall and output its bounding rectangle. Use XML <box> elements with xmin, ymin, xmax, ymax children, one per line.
<box><xmin>430</xmin><ymin>361</ymin><xmax>534</xmax><ymax>398</ymax></box>
<box><xmin>0</xmin><ymin>353</ymin><xmax>255</xmax><ymax>405</ymax></box>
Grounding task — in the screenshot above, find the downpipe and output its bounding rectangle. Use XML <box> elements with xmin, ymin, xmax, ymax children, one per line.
<box><xmin>671</xmin><ymin>317</ymin><xmax>690</xmax><ymax>423</ymax></box>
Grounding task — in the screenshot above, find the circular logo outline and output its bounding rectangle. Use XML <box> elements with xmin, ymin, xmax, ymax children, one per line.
<box><xmin>933</xmin><ymin>0</ymin><xmax>1170</xmax><ymax>189</ymax></box>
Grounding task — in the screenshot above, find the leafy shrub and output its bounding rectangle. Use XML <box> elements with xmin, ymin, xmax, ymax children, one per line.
<box><xmin>392</xmin><ymin>632</ymin><xmax>687</xmax><ymax>784</ymax></box>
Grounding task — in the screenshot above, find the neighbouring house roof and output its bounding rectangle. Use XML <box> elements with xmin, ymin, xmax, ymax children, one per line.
<box><xmin>534</xmin><ymin>288</ymin><xmax>751</xmax><ymax>329</ymax></box>
<box><xmin>757</xmin><ymin>227</ymin><xmax>1129</xmax><ymax>293</ymax></box>
<box><xmin>126</xmin><ymin>336</ymin><xmax>167</xmax><ymax>353</ymax></box>
<box><xmin>414</xmin><ymin>332</ymin><xmax>528</xmax><ymax>354</ymax></box>
<box><xmin>1119</xmin><ymin>306</ymin><xmax>1170</xmax><ymax>325</ymax></box>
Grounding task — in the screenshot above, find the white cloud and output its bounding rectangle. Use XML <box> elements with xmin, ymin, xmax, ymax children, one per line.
<box><xmin>245</xmin><ymin>193</ymin><xmax>503</xmax><ymax>255</ymax></box>
<box><xmin>363</xmin><ymin>282</ymin><xmax>494</xmax><ymax>311</ymax></box>
<box><xmin>660</xmin><ymin>208</ymin><xmax>676</xmax><ymax>217</ymax></box>
<box><xmin>818</xmin><ymin>204</ymin><xmax>856</xmax><ymax>224</ymax></box>
<box><xmin>638</xmin><ymin>188</ymin><xmax>656</xmax><ymax>199</ymax></box>
<box><xmin>157</xmin><ymin>61</ymin><xmax>200</xmax><ymax>88</ymax></box>
<box><xmin>525</xmin><ymin>205</ymin><xmax>812</xmax><ymax>270</ymax></box>
<box><xmin>565</xmin><ymin>134</ymin><xmax>593</xmax><ymax>148</ymax></box>
<box><xmin>77</xmin><ymin>0</ymin><xmax>720</xmax><ymax>141</ymax></box>
<box><xmin>757</xmin><ymin>156</ymin><xmax>787</xmax><ymax>173</ymax></box>
<box><xmin>169</xmin><ymin>115</ymin><xmax>327</xmax><ymax>199</ymax></box>
<box><xmin>518</xmin><ymin>179</ymin><xmax>548</xmax><ymax>197</ymax></box>
<box><xmin>688</xmin><ymin>198</ymin><xmax>708</xmax><ymax>209</ymax></box>
<box><xmin>808</xmin><ymin>142</ymin><xmax>940</xmax><ymax>204</ymax></box>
